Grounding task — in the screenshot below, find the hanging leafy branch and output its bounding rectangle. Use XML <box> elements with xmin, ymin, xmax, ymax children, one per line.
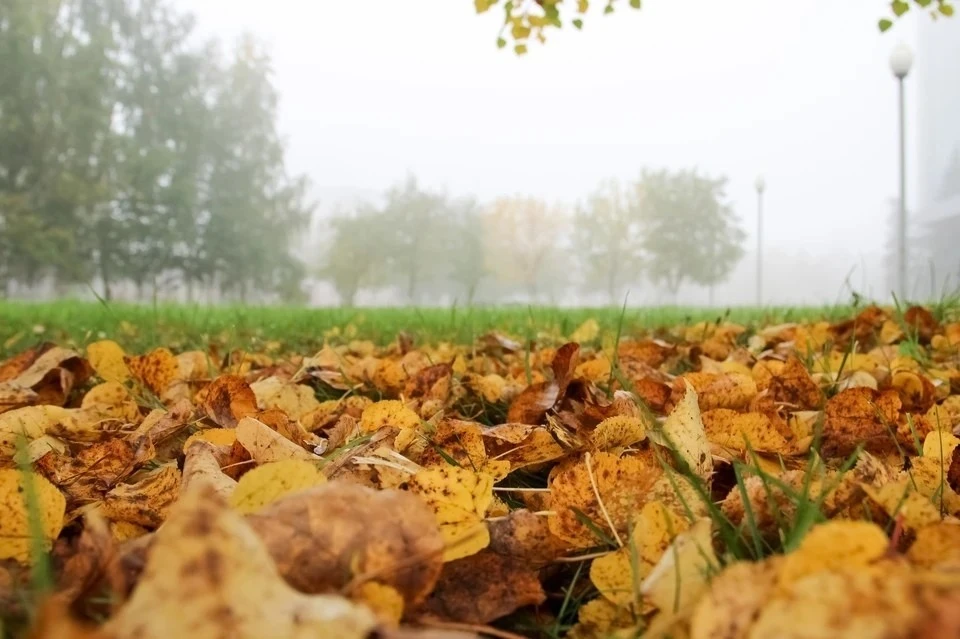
<box><xmin>473</xmin><ymin>0</ymin><xmax>955</xmax><ymax>55</ymax></box>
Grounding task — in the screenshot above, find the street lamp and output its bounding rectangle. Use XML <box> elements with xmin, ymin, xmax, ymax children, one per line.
<box><xmin>890</xmin><ymin>42</ymin><xmax>913</xmax><ymax>301</ymax></box>
<box><xmin>755</xmin><ymin>175</ymin><xmax>766</xmax><ymax>306</ymax></box>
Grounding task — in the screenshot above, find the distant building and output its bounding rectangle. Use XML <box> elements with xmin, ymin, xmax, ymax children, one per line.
<box><xmin>914</xmin><ymin>16</ymin><xmax>960</xmax><ymax>298</ymax></box>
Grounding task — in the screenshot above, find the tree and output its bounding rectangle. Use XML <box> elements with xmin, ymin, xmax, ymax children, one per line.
<box><xmin>482</xmin><ymin>196</ymin><xmax>569</xmax><ymax>301</ymax></box>
<box><xmin>445</xmin><ymin>198</ymin><xmax>487</xmax><ymax>304</ymax></box>
<box><xmin>471</xmin><ymin>0</ymin><xmax>952</xmax><ymax>54</ymax></box>
<box><xmin>376</xmin><ymin>177</ymin><xmax>451</xmax><ymax>303</ymax></box>
<box><xmin>574</xmin><ymin>179</ymin><xmax>644</xmax><ymax>303</ymax></box>
<box><xmin>318</xmin><ymin>205</ymin><xmax>386</xmax><ymax>307</ymax></box>
<box><xmin>635</xmin><ymin>168</ymin><xmax>745</xmax><ymax>299</ymax></box>
<box><xmin>201</xmin><ymin>35</ymin><xmax>313</xmax><ymax>302</ymax></box>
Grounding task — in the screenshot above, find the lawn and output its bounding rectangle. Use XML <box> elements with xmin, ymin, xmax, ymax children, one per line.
<box><xmin>0</xmin><ymin>300</ymin><xmax>866</xmax><ymax>358</ymax></box>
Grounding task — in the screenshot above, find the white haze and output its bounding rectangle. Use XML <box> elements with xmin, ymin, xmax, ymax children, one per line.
<box><xmin>177</xmin><ymin>0</ymin><xmax>929</xmax><ymax>306</ymax></box>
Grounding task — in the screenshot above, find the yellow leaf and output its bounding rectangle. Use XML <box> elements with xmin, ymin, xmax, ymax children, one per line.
<box><xmin>81</xmin><ymin>381</ymin><xmax>140</xmax><ymax>422</ymax></box>
<box><xmin>567</xmin><ymin>598</ymin><xmax>636</xmax><ymax>639</ymax></box>
<box><xmin>353</xmin><ymin>581</ymin><xmax>404</xmax><ymax>626</ymax></box>
<box><xmin>229</xmin><ymin>459</ymin><xmax>326</xmax><ymax>514</ymax></box>
<box><xmin>235</xmin><ymin>416</ymin><xmax>322</xmax><ymax>464</ymax></box>
<box><xmin>640</xmin><ymin>518</ymin><xmax>717</xmax><ymax>615</ymax></box>
<box><xmin>590</xmin><ymin>501</ymin><xmax>689</xmax><ymax>607</ymax></box>
<box><xmin>250</xmin><ymin>377</ymin><xmax>321</xmax><ymax>421</ymax></box>
<box><xmin>861</xmin><ymin>480</ymin><xmax>942</xmax><ymax>530</ymax></box>
<box><xmin>0</xmin><ymin>405</ymin><xmax>77</xmax><ymax>457</ymax></box>
<box><xmin>570</xmin><ymin>318</ymin><xmax>600</xmax><ymax>343</ymax></box>
<box><xmin>777</xmin><ymin>520</ymin><xmax>887</xmax><ymax>587</ymax></box>
<box><xmin>922</xmin><ymin>430</ymin><xmax>960</xmax><ymax>461</ymax></box>
<box><xmin>0</xmin><ymin>468</ymin><xmax>65</xmax><ymax>563</ymax></box>
<box><xmin>548</xmin><ymin>451</ymin><xmax>663</xmax><ymax>548</ymax></box>
<box><xmin>662</xmin><ymin>382</ymin><xmax>713</xmax><ymax>480</ymax></box>
<box><xmin>85</xmin><ymin>339</ymin><xmax>130</xmax><ymax>383</ymax></box>
<box><xmin>408</xmin><ymin>465</ymin><xmax>493</xmax><ymax>562</ymax></box>
<box><xmin>907</xmin><ymin>522</ymin><xmax>960</xmax><ymax>568</ymax></box>
<box><xmin>590</xmin><ymin>415</ymin><xmax>648</xmax><ymax>451</ymax></box>
<box><xmin>182</xmin><ymin>427</ymin><xmax>238</xmax><ymax>453</ymax></box>
<box><xmin>359</xmin><ymin>400</ymin><xmax>421</xmax><ymax>434</ymax></box>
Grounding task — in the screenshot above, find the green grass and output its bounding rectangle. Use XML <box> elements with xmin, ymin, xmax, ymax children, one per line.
<box><xmin>0</xmin><ymin>300</ymin><xmax>863</xmax><ymax>357</ymax></box>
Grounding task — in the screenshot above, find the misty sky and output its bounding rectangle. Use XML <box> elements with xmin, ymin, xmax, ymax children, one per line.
<box><xmin>175</xmin><ymin>0</ymin><xmax>926</xmax><ymax>301</ymax></box>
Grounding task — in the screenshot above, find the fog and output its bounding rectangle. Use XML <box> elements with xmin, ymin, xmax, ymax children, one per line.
<box><xmin>4</xmin><ymin>0</ymin><xmax>956</xmax><ymax>306</ymax></box>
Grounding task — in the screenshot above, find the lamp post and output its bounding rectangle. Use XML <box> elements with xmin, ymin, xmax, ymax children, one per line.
<box><xmin>755</xmin><ymin>175</ymin><xmax>766</xmax><ymax>306</ymax></box>
<box><xmin>889</xmin><ymin>42</ymin><xmax>913</xmax><ymax>301</ymax></box>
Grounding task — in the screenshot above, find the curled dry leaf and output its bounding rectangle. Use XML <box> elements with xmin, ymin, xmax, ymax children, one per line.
<box><xmin>701</xmin><ymin>409</ymin><xmax>795</xmax><ymax>455</ymax></box>
<box><xmin>480</xmin><ymin>423</ymin><xmax>566</xmax><ymax>470</ymax></box>
<box><xmin>247</xmin><ymin>481</ymin><xmax>444</xmax><ymax>606</ymax></box>
<box><xmin>200</xmin><ymin>374</ymin><xmax>258</xmax><ymax>427</ymax></box>
<box><xmin>181</xmin><ymin>440</ymin><xmax>238</xmax><ymax>500</ymax></box>
<box><xmin>101</xmin><ymin>464</ymin><xmax>181</xmax><ymax>528</ymax></box>
<box><xmin>675</xmin><ymin>371</ymin><xmax>757</xmax><ymax>412</ymax></box>
<box><xmin>235</xmin><ymin>416</ymin><xmax>321</xmax><ymax>464</ymax></box>
<box><xmin>101</xmin><ymin>483</ymin><xmax>378</xmax><ymax>639</ymax></box>
<box><xmin>360</xmin><ymin>400</ymin><xmax>421</xmax><ymax>434</ymax></box>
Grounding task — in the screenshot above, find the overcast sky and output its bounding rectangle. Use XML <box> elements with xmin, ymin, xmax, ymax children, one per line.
<box><xmin>174</xmin><ymin>0</ymin><xmax>928</xmax><ymax>302</ymax></box>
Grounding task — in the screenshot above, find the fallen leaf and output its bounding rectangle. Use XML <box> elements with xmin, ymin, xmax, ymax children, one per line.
<box><xmin>0</xmin><ymin>468</ymin><xmax>66</xmax><ymax>563</ymax></box>
<box><xmin>548</xmin><ymin>450</ymin><xmax>663</xmax><ymax>548</ymax></box>
<box><xmin>407</xmin><ymin>466</ymin><xmax>494</xmax><ymax>562</ymax></box>
<box><xmin>235</xmin><ymin>416</ymin><xmax>321</xmax><ymax>464</ymax></box>
<box><xmin>101</xmin><ymin>464</ymin><xmax>181</xmax><ymax>528</ymax></box>
<box><xmin>201</xmin><ymin>374</ymin><xmax>258</xmax><ymax>427</ymax></box>
<box><xmin>662</xmin><ymin>382</ymin><xmax>713</xmax><ymax>480</ymax></box>
<box><xmin>101</xmin><ymin>483</ymin><xmax>378</xmax><ymax>639</ymax></box>
<box><xmin>416</xmin><ymin>550</ymin><xmax>545</xmax><ymax>624</ymax></box>
<box><xmin>229</xmin><ymin>459</ymin><xmax>326</xmax><ymax>514</ymax></box>
<box><xmin>248</xmin><ymin>481</ymin><xmax>444</xmax><ymax>606</ymax></box>
<box><xmin>85</xmin><ymin>340</ymin><xmax>131</xmax><ymax>383</ymax></box>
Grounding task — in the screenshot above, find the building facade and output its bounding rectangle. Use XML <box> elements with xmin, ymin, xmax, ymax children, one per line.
<box><xmin>914</xmin><ymin>16</ymin><xmax>960</xmax><ymax>298</ymax></box>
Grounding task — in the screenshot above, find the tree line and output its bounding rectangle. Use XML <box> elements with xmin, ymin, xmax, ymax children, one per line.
<box><xmin>318</xmin><ymin>171</ymin><xmax>746</xmax><ymax>306</ymax></box>
<box><xmin>0</xmin><ymin>0</ymin><xmax>311</xmax><ymax>302</ymax></box>
<box><xmin>1</xmin><ymin>0</ymin><xmax>747</xmax><ymax>306</ymax></box>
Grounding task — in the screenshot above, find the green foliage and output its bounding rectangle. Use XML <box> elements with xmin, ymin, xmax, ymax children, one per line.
<box><xmin>636</xmin><ymin>168</ymin><xmax>746</xmax><ymax>297</ymax></box>
<box><xmin>319</xmin><ymin>179</ymin><xmax>487</xmax><ymax>305</ymax></box>
<box><xmin>471</xmin><ymin>0</ymin><xmax>954</xmax><ymax>49</ymax></box>
<box><xmin>0</xmin><ymin>0</ymin><xmax>311</xmax><ymax>302</ymax></box>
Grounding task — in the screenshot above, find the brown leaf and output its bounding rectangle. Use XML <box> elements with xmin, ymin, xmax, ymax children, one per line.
<box><xmin>904</xmin><ymin>305</ymin><xmax>939</xmax><ymax>343</ymax></box>
<box><xmin>201</xmin><ymin>375</ymin><xmax>258</xmax><ymax>428</ymax></box>
<box><xmin>487</xmin><ymin>509</ymin><xmax>572</xmax><ymax>567</ymax></box>
<box><xmin>506</xmin><ymin>381</ymin><xmax>560</xmax><ymax>425</ymax></box>
<box><xmin>766</xmin><ymin>356</ymin><xmax>823</xmax><ymax>410</ymax></box>
<box><xmin>100</xmin><ymin>483</ymin><xmax>378</xmax><ymax>639</ymax></box>
<box><xmin>248</xmin><ymin>481</ymin><xmax>444</xmax><ymax>607</ymax></box>
<box><xmin>822</xmin><ymin>387</ymin><xmax>902</xmax><ymax>458</ymax></box>
<box><xmin>102</xmin><ymin>464</ymin><xmax>181</xmax><ymax>528</ymax></box>
<box><xmin>415</xmin><ymin>550</ymin><xmax>545</xmax><ymax>625</ymax></box>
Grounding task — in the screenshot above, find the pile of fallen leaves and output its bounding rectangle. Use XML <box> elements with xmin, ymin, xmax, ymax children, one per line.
<box><xmin>3</xmin><ymin>305</ymin><xmax>960</xmax><ymax>638</ymax></box>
